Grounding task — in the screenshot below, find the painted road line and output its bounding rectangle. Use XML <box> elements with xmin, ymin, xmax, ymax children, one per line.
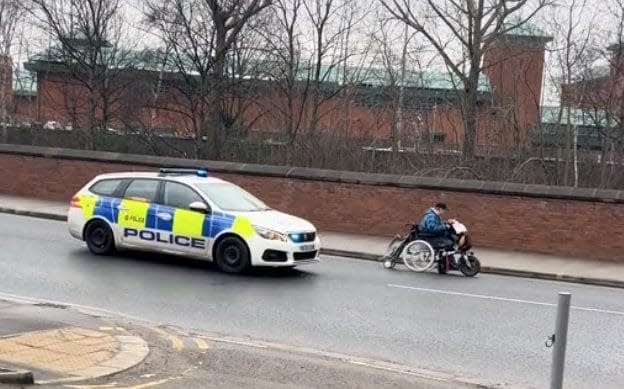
<box><xmin>65</xmin><ymin>383</ymin><xmax>118</xmax><ymax>388</ymax></box>
<box><xmin>388</xmin><ymin>284</ymin><xmax>624</xmax><ymax>316</ymax></box>
<box><xmin>151</xmin><ymin>328</ymin><xmax>183</xmax><ymax>352</ymax></box>
<box><xmin>193</xmin><ymin>337</ymin><xmax>209</xmax><ymax>351</ymax></box>
<box><xmin>119</xmin><ymin>378</ymin><xmax>172</xmax><ymax>389</ymax></box>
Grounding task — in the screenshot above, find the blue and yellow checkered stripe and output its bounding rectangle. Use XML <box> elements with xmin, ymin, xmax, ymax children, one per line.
<box><xmin>79</xmin><ymin>194</ymin><xmax>253</xmax><ymax>238</ymax></box>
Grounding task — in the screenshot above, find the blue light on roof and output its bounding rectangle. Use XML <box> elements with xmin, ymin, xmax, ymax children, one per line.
<box><xmin>197</xmin><ymin>169</ymin><xmax>208</xmax><ymax>177</ymax></box>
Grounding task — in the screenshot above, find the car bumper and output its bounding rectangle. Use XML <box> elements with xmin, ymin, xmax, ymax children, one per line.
<box><xmin>248</xmin><ymin>236</ymin><xmax>321</xmax><ymax>267</ymax></box>
<box><xmin>67</xmin><ymin>208</ymin><xmax>84</xmax><ymax>240</ymax></box>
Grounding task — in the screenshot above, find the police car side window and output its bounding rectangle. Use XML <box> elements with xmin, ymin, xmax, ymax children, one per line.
<box><xmin>123</xmin><ymin>179</ymin><xmax>159</xmax><ymax>203</ymax></box>
<box><xmin>163</xmin><ymin>182</ymin><xmax>203</xmax><ymax>210</ymax></box>
<box><xmin>90</xmin><ymin>179</ymin><xmax>126</xmax><ymax>196</ymax></box>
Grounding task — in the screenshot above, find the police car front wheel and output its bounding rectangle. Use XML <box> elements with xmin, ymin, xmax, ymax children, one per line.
<box><xmin>85</xmin><ymin>220</ymin><xmax>116</xmax><ymax>255</ymax></box>
<box><xmin>215</xmin><ymin>236</ymin><xmax>250</xmax><ymax>274</ymax></box>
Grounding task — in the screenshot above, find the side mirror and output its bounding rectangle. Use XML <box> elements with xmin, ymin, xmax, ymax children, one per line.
<box><xmin>189</xmin><ymin>201</ymin><xmax>209</xmax><ymax>213</ymax></box>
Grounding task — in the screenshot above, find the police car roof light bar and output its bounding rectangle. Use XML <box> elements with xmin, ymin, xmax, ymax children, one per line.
<box><xmin>159</xmin><ymin>168</ymin><xmax>209</xmax><ymax>177</ymax></box>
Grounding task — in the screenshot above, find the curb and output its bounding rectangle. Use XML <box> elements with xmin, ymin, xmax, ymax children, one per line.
<box><xmin>0</xmin><ymin>207</ymin><xmax>66</xmax><ymax>222</ymax></box>
<box><xmin>2</xmin><ymin>207</ymin><xmax>623</xmax><ymax>290</ymax></box>
<box><xmin>321</xmin><ymin>248</ymin><xmax>624</xmax><ymax>289</ymax></box>
<box><xmin>0</xmin><ymin>367</ymin><xmax>34</xmax><ymax>385</ymax></box>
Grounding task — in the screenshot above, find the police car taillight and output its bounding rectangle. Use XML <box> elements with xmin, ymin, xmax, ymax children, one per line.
<box><xmin>70</xmin><ymin>195</ymin><xmax>81</xmax><ymax>208</ymax></box>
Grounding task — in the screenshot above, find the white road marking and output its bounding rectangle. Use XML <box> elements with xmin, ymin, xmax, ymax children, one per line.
<box><xmin>388</xmin><ymin>284</ymin><xmax>624</xmax><ymax>316</ymax></box>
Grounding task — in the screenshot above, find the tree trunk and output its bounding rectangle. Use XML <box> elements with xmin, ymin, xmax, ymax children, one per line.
<box><xmin>461</xmin><ymin>75</ymin><xmax>478</xmax><ymax>161</ymax></box>
<box><xmin>562</xmin><ymin>112</ymin><xmax>572</xmax><ymax>186</ymax></box>
<box><xmin>87</xmin><ymin>68</ymin><xmax>97</xmax><ymax>151</ymax></box>
<box><xmin>595</xmin><ymin>131</ymin><xmax>607</xmax><ymax>188</ymax></box>
<box><xmin>0</xmin><ymin>69</ymin><xmax>7</xmax><ymax>143</ymax></box>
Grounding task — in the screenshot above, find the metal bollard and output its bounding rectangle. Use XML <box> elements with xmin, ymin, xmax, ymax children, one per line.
<box><xmin>550</xmin><ymin>292</ymin><xmax>571</xmax><ymax>389</ymax></box>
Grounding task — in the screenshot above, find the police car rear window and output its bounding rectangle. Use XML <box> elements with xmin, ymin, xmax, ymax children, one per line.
<box><xmin>124</xmin><ymin>179</ymin><xmax>160</xmax><ymax>202</ymax></box>
<box><xmin>90</xmin><ymin>179</ymin><xmax>127</xmax><ymax>196</ymax></box>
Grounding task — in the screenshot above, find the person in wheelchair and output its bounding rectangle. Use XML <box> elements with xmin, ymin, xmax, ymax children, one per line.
<box><xmin>417</xmin><ymin>202</ymin><xmax>454</xmax><ymax>251</ymax></box>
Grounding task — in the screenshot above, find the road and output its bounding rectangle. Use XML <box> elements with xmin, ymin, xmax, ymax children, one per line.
<box><xmin>0</xmin><ymin>213</ymin><xmax>622</xmax><ymax>388</ymax></box>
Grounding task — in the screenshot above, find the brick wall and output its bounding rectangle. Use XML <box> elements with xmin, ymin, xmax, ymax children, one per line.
<box><xmin>1</xmin><ymin>145</ymin><xmax>623</xmax><ymax>261</ymax></box>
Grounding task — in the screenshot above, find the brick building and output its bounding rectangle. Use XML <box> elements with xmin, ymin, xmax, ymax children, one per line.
<box><xmin>562</xmin><ymin>44</ymin><xmax>624</xmax><ymax>113</ymax></box>
<box><xmin>2</xmin><ymin>25</ymin><xmax>552</xmax><ymax>151</ymax></box>
<box><xmin>553</xmin><ymin>43</ymin><xmax>624</xmax><ymax>151</ymax></box>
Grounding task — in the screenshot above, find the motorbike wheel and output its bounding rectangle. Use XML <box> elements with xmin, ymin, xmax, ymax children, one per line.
<box><xmin>459</xmin><ymin>254</ymin><xmax>481</xmax><ymax>277</ymax></box>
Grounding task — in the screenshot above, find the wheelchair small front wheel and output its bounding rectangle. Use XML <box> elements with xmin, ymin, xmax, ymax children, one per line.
<box><xmin>382</xmin><ymin>258</ymin><xmax>396</xmax><ymax>269</ymax></box>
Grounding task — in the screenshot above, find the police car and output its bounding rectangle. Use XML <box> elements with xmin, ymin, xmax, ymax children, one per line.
<box><xmin>67</xmin><ymin>168</ymin><xmax>320</xmax><ymax>273</ymax></box>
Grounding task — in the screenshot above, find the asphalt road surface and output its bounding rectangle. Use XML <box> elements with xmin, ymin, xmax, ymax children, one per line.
<box><xmin>0</xmin><ymin>213</ymin><xmax>623</xmax><ymax>388</ymax></box>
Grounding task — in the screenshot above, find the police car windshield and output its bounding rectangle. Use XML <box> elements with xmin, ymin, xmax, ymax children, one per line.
<box><xmin>195</xmin><ymin>183</ymin><xmax>270</xmax><ymax>212</ymax></box>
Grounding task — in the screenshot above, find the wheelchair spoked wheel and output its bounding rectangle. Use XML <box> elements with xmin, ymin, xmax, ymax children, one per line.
<box><xmin>402</xmin><ymin>240</ymin><xmax>435</xmax><ymax>272</ymax></box>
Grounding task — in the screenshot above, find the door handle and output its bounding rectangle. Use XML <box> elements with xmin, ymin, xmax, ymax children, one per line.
<box><xmin>117</xmin><ymin>206</ymin><xmax>129</xmax><ymax>211</ymax></box>
<box><xmin>157</xmin><ymin>212</ymin><xmax>172</xmax><ymax>221</ymax></box>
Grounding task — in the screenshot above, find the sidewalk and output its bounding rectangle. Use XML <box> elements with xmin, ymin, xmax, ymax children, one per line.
<box><xmin>0</xmin><ymin>298</ymin><xmax>148</xmax><ymax>385</ymax></box>
<box><xmin>2</xmin><ymin>194</ymin><xmax>624</xmax><ymax>288</ymax></box>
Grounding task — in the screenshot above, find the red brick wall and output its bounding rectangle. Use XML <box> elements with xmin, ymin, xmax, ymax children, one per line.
<box><xmin>0</xmin><ymin>149</ymin><xmax>623</xmax><ymax>261</ymax></box>
<box><xmin>12</xmin><ymin>95</ymin><xmax>38</xmax><ymax>122</ymax></box>
<box><xmin>483</xmin><ymin>36</ymin><xmax>549</xmax><ymax>146</ymax></box>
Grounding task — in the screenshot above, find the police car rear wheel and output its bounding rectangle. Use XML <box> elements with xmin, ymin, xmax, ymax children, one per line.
<box><xmin>85</xmin><ymin>221</ymin><xmax>116</xmax><ymax>255</ymax></box>
<box><xmin>215</xmin><ymin>236</ymin><xmax>250</xmax><ymax>274</ymax></box>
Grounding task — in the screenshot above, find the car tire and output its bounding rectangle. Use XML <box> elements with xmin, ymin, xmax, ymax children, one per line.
<box><xmin>85</xmin><ymin>220</ymin><xmax>116</xmax><ymax>255</ymax></box>
<box><xmin>215</xmin><ymin>236</ymin><xmax>251</xmax><ymax>274</ymax></box>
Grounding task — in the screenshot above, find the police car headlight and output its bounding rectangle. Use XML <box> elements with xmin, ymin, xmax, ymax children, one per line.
<box><xmin>254</xmin><ymin>226</ymin><xmax>288</xmax><ymax>242</ymax></box>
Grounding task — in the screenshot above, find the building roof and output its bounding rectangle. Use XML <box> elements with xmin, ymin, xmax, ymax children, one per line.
<box><xmin>540</xmin><ymin>106</ymin><xmax>615</xmax><ymax>128</ymax></box>
<box><xmin>345</xmin><ymin>67</ymin><xmax>490</xmax><ymax>92</ymax></box>
<box><xmin>503</xmin><ymin>17</ymin><xmax>552</xmax><ymax>42</ymax></box>
<box><xmin>26</xmin><ymin>46</ymin><xmax>491</xmax><ymax>93</ymax></box>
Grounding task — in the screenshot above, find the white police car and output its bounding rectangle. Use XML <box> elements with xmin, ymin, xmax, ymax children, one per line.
<box><xmin>67</xmin><ymin>168</ymin><xmax>320</xmax><ymax>273</ymax></box>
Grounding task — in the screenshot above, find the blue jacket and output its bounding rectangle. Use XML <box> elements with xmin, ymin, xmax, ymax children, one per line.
<box><xmin>418</xmin><ymin>208</ymin><xmax>446</xmax><ymax>237</ymax></box>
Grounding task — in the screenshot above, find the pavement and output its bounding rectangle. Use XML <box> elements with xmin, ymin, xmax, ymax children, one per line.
<box><xmin>1</xmin><ymin>212</ymin><xmax>623</xmax><ymax>388</ymax></box>
<box><xmin>1</xmin><ymin>194</ymin><xmax>624</xmax><ymax>288</ymax></box>
<box><xmin>0</xmin><ymin>299</ymin><xmax>148</xmax><ymax>385</ymax></box>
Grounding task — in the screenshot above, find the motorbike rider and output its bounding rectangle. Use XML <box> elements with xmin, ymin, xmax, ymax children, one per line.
<box><xmin>418</xmin><ymin>202</ymin><xmax>455</xmax><ymax>250</ymax></box>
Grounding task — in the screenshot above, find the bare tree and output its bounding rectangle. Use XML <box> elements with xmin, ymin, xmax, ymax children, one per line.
<box><xmin>145</xmin><ymin>0</ymin><xmax>271</xmax><ymax>159</ymax></box>
<box><xmin>581</xmin><ymin>0</ymin><xmax>624</xmax><ymax>188</ymax></box>
<box><xmin>261</xmin><ymin>0</ymin><xmax>371</xmax><ymax>166</ymax></box>
<box><xmin>546</xmin><ymin>0</ymin><xmax>595</xmax><ymax>186</ymax></box>
<box><xmin>379</xmin><ymin>0</ymin><xmax>549</xmax><ymax>161</ymax></box>
<box><xmin>28</xmin><ymin>0</ymin><xmax>133</xmax><ymax>149</ymax></box>
<box><xmin>0</xmin><ymin>0</ymin><xmax>25</xmax><ymax>141</ymax></box>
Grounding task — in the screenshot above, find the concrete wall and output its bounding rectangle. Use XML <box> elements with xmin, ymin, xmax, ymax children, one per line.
<box><xmin>1</xmin><ymin>144</ymin><xmax>623</xmax><ymax>261</ymax></box>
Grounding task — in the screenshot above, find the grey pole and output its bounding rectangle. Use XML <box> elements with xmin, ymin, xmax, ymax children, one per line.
<box><xmin>550</xmin><ymin>292</ymin><xmax>571</xmax><ymax>389</ymax></box>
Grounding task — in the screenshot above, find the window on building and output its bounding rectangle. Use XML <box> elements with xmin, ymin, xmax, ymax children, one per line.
<box><xmin>432</xmin><ymin>133</ymin><xmax>446</xmax><ymax>143</ymax></box>
<box><xmin>157</xmin><ymin>82</ymin><xmax>170</xmax><ymax>95</ymax></box>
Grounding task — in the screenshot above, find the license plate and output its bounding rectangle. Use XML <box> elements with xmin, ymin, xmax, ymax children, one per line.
<box><xmin>299</xmin><ymin>244</ymin><xmax>315</xmax><ymax>252</ymax></box>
